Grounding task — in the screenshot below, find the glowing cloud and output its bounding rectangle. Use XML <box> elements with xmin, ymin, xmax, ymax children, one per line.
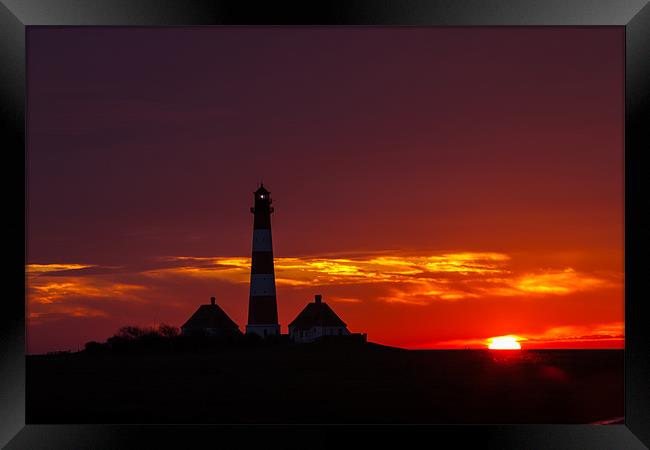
<box><xmin>523</xmin><ymin>322</ymin><xmax>624</xmax><ymax>345</ymax></box>
<box><xmin>28</xmin><ymin>277</ymin><xmax>146</xmax><ymax>305</ymax></box>
<box><xmin>514</xmin><ymin>268</ymin><xmax>612</xmax><ymax>294</ymax></box>
<box><xmin>148</xmin><ymin>254</ymin><xmax>614</xmax><ymax>303</ymax></box>
<box><xmin>27</xmin><ymin>252</ymin><xmax>620</xmax><ymax>317</ymax></box>
<box><xmin>26</xmin><ymin>253</ymin><xmax>622</xmax><ymax>342</ymax></box>
<box><xmin>150</xmin><ymin>252</ymin><xmax>514</xmax><ymax>292</ymax></box>
<box><xmin>27</xmin><ymin>263</ymin><xmax>95</xmax><ymax>274</ymax></box>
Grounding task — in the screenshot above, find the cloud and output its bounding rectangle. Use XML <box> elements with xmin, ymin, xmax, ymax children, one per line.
<box><xmin>523</xmin><ymin>322</ymin><xmax>624</xmax><ymax>343</ymax></box>
<box><xmin>28</xmin><ymin>306</ymin><xmax>109</xmax><ymax>322</ymax></box>
<box><xmin>28</xmin><ymin>275</ymin><xmax>147</xmax><ymax>305</ymax></box>
<box><xmin>27</xmin><ymin>252</ymin><xmax>620</xmax><ymax>312</ymax></box>
<box><xmin>27</xmin><ymin>263</ymin><xmax>96</xmax><ymax>274</ymax></box>
<box><xmin>25</xmin><ymin>255</ymin><xmax>623</xmax><ymax>352</ymax></box>
<box><xmin>27</xmin><ymin>266</ymin><xmax>151</xmax><ymax>326</ymax></box>
<box><xmin>330</xmin><ymin>297</ymin><xmax>363</xmax><ymax>304</ymax></box>
<box><xmin>514</xmin><ymin>268</ymin><xmax>615</xmax><ymax>294</ymax></box>
<box><xmin>148</xmin><ymin>252</ymin><xmax>512</xmax><ymax>287</ymax></box>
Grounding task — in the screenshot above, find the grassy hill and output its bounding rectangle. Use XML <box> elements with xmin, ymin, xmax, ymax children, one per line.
<box><xmin>27</xmin><ymin>341</ymin><xmax>623</xmax><ymax>424</ymax></box>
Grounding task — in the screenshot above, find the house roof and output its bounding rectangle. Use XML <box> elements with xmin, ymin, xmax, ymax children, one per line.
<box><xmin>288</xmin><ymin>299</ymin><xmax>347</xmax><ymax>330</ymax></box>
<box><xmin>180</xmin><ymin>304</ymin><xmax>240</xmax><ymax>331</ymax></box>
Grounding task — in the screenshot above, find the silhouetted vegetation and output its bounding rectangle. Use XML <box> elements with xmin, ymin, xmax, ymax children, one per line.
<box><xmin>80</xmin><ymin>323</ymin><xmax>297</xmax><ymax>355</ymax></box>
<box><xmin>158</xmin><ymin>323</ymin><xmax>180</xmax><ymax>338</ymax></box>
<box><xmin>45</xmin><ymin>350</ymin><xmax>72</xmax><ymax>356</ymax></box>
<box><xmin>83</xmin><ymin>341</ymin><xmax>104</xmax><ymax>353</ymax></box>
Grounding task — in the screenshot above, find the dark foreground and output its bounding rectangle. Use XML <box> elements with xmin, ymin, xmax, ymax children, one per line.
<box><xmin>27</xmin><ymin>343</ymin><xmax>623</xmax><ymax>423</ymax></box>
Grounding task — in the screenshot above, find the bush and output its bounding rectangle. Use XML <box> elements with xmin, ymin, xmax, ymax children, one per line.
<box><xmin>117</xmin><ymin>326</ymin><xmax>151</xmax><ymax>340</ymax></box>
<box><xmin>84</xmin><ymin>341</ymin><xmax>106</xmax><ymax>353</ymax></box>
<box><xmin>158</xmin><ymin>324</ymin><xmax>180</xmax><ymax>338</ymax></box>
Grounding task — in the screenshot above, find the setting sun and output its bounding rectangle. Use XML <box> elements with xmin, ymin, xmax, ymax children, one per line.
<box><xmin>487</xmin><ymin>335</ymin><xmax>522</xmax><ymax>350</ymax></box>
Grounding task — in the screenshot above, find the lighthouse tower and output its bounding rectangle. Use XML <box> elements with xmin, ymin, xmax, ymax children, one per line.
<box><xmin>246</xmin><ymin>184</ymin><xmax>281</xmax><ymax>337</ymax></box>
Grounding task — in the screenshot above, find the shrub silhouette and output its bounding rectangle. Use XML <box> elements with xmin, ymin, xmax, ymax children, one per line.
<box><xmin>84</xmin><ymin>341</ymin><xmax>105</xmax><ymax>353</ymax></box>
<box><xmin>158</xmin><ymin>324</ymin><xmax>180</xmax><ymax>338</ymax></box>
<box><xmin>117</xmin><ymin>326</ymin><xmax>154</xmax><ymax>340</ymax></box>
<box><xmin>83</xmin><ymin>322</ymin><xmax>292</xmax><ymax>355</ymax></box>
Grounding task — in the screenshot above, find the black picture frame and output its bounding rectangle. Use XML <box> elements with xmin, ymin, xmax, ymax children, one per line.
<box><xmin>1</xmin><ymin>1</ymin><xmax>648</xmax><ymax>448</ymax></box>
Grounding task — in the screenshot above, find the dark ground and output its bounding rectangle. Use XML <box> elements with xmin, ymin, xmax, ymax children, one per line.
<box><xmin>26</xmin><ymin>343</ymin><xmax>623</xmax><ymax>424</ymax></box>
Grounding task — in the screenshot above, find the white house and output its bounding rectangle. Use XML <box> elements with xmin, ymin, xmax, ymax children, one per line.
<box><xmin>288</xmin><ymin>294</ymin><xmax>351</xmax><ymax>343</ymax></box>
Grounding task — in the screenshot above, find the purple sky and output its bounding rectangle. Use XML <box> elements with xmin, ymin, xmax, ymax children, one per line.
<box><xmin>27</xmin><ymin>27</ymin><xmax>624</xmax><ymax>353</ymax></box>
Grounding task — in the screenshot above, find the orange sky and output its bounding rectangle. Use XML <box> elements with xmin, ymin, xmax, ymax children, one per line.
<box><xmin>26</xmin><ymin>27</ymin><xmax>624</xmax><ymax>353</ymax></box>
<box><xmin>26</xmin><ymin>248</ymin><xmax>624</xmax><ymax>352</ymax></box>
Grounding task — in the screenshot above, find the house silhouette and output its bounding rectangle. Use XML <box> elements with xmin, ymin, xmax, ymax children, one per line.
<box><xmin>288</xmin><ymin>294</ymin><xmax>351</xmax><ymax>343</ymax></box>
<box><xmin>180</xmin><ymin>297</ymin><xmax>242</xmax><ymax>337</ymax></box>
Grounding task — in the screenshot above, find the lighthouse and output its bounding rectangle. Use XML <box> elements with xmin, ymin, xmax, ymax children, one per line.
<box><xmin>246</xmin><ymin>184</ymin><xmax>281</xmax><ymax>337</ymax></box>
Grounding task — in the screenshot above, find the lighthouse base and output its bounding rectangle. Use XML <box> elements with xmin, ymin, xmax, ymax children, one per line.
<box><xmin>246</xmin><ymin>324</ymin><xmax>280</xmax><ymax>338</ymax></box>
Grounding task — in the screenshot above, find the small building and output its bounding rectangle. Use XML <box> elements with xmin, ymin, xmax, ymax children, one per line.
<box><xmin>288</xmin><ymin>294</ymin><xmax>351</xmax><ymax>343</ymax></box>
<box><xmin>181</xmin><ymin>297</ymin><xmax>242</xmax><ymax>337</ymax></box>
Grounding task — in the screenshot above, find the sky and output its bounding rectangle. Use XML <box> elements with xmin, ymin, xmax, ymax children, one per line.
<box><xmin>26</xmin><ymin>27</ymin><xmax>624</xmax><ymax>354</ymax></box>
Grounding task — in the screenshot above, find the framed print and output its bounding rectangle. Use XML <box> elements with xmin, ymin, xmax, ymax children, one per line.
<box><xmin>1</xmin><ymin>1</ymin><xmax>649</xmax><ymax>449</ymax></box>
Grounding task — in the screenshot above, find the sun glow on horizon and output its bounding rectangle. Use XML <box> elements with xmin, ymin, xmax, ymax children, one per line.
<box><xmin>487</xmin><ymin>335</ymin><xmax>523</xmax><ymax>350</ymax></box>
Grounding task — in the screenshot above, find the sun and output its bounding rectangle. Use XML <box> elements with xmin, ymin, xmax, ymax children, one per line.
<box><xmin>487</xmin><ymin>335</ymin><xmax>522</xmax><ymax>350</ymax></box>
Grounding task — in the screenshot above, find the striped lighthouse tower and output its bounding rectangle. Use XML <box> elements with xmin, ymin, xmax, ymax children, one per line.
<box><xmin>245</xmin><ymin>183</ymin><xmax>280</xmax><ymax>337</ymax></box>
